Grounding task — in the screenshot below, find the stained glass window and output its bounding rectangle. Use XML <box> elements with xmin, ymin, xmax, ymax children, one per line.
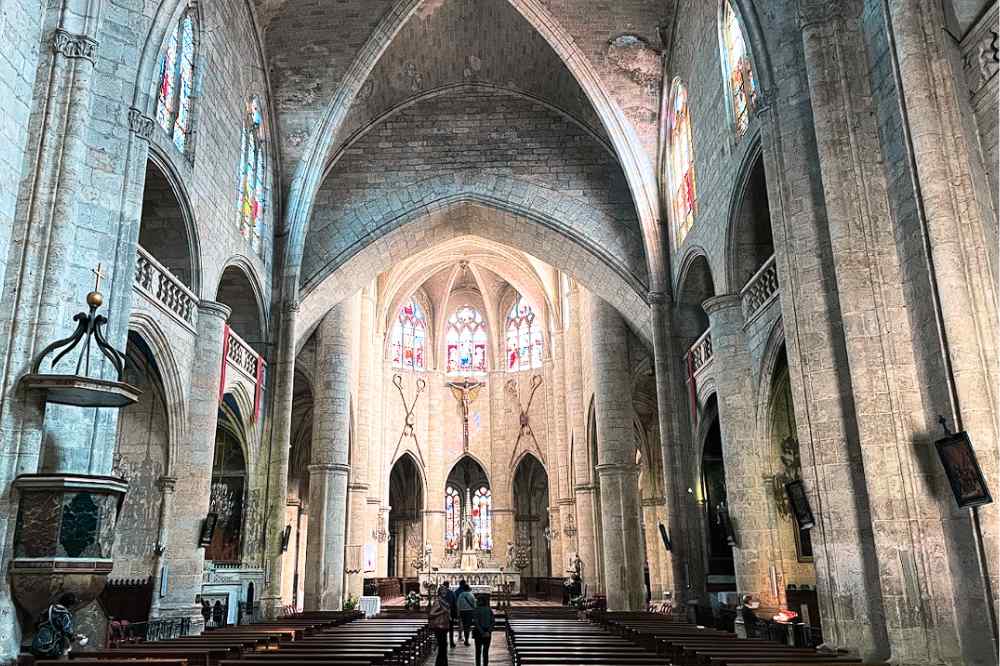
<box><xmin>446</xmin><ymin>307</ymin><xmax>488</xmax><ymax>374</ymax></box>
<box><xmin>390</xmin><ymin>300</ymin><xmax>427</xmax><ymax>370</ymax></box>
<box><xmin>445</xmin><ymin>486</ymin><xmax>461</xmax><ymax>551</ymax></box>
<box><xmin>237</xmin><ymin>97</ymin><xmax>266</xmax><ymax>255</ymax></box>
<box><xmin>473</xmin><ymin>487</ymin><xmax>492</xmax><ymax>551</ymax></box>
<box><xmin>667</xmin><ymin>79</ymin><xmax>697</xmax><ymax>249</ymax></box>
<box><xmin>156</xmin><ymin>9</ymin><xmax>196</xmax><ymax>153</ymax></box>
<box><xmin>721</xmin><ymin>0</ymin><xmax>758</xmax><ymax>138</ymax></box>
<box><xmin>506</xmin><ymin>295</ymin><xmax>543</xmax><ymax>371</ymax></box>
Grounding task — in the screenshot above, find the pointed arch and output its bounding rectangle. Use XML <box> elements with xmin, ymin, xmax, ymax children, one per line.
<box><xmin>718</xmin><ymin>0</ymin><xmax>760</xmax><ymax>139</ymax></box>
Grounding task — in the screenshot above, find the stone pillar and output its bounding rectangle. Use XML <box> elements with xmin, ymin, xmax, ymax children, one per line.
<box><xmin>424</xmin><ymin>376</ymin><xmax>445</xmax><ymax>560</ymax></box>
<box><xmin>548</xmin><ymin>331</ymin><xmax>569</xmax><ymax>573</ymax></box>
<box><xmin>261</xmin><ymin>301</ymin><xmax>297</xmax><ymax>616</ymax></box>
<box><xmin>589</xmin><ymin>296</ymin><xmax>645</xmax><ymax>611</ymax></box>
<box><xmin>703</xmin><ymin>295</ymin><xmax>776</xmax><ymax>607</ymax></box>
<box><xmin>346</xmin><ymin>481</ymin><xmax>368</xmax><ymax>599</ymax></box>
<box><xmin>648</xmin><ymin>293</ymin><xmax>685</xmax><ymax>599</ymax></box>
<box><xmin>346</xmin><ymin>287</ymin><xmax>373</xmax><ymax>599</ymax></box>
<box><xmin>148</xmin><ymin>476</ymin><xmax>177</xmax><ymax>618</ymax></box>
<box><xmin>303</xmin><ymin>301</ymin><xmax>354</xmax><ymax>610</ymax></box>
<box><xmin>158</xmin><ymin>300</ymin><xmax>231</xmax><ymax>626</ymax></box>
<box><xmin>564</xmin><ymin>284</ymin><xmax>598</xmax><ymax>592</ymax></box>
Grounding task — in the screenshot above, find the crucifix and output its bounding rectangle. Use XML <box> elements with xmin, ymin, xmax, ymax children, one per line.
<box><xmin>447</xmin><ymin>377</ymin><xmax>484</xmax><ymax>452</ymax></box>
<box><xmin>91</xmin><ymin>263</ymin><xmax>107</xmax><ymax>293</ymax></box>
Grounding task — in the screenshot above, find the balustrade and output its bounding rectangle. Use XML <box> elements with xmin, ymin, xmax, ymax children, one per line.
<box><xmin>225</xmin><ymin>328</ymin><xmax>260</xmax><ymax>380</ymax></box>
<box><xmin>687</xmin><ymin>329</ymin><xmax>713</xmax><ymax>377</ymax></box>
<box><xmin>134</xmin><ymin>246</ymin><xmax>197</xmax><ymax>329</ymax></box>
<box><xmin>740</xmin><ymin>254</ymin><xmax>779</xmax><ymax>320</ymax></box>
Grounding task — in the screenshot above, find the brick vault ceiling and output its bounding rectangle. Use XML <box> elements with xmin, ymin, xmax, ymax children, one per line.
<box><xmin>265</xmin><ymin>0</ymin><xmax>618</xmax><ymax>187</ymax></box>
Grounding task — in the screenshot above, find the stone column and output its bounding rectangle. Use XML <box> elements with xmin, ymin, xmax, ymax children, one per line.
<box><xmin>548</xmin><ymin>331</ymin><xmax>569</xmax><ymax>572</ymax></box>
<box><xmin>648</xmin><ymin>293</ymin><xmax>685</xmax><ymax>599</ymax></box>
<box><xmin>346</xmin><ymin>287</ymin><xmax>373</xmax><ymax>599</ymax></box>
<box><xmin>260</xmin><ymin>301</ymin><xmax>298</xmax><ymax>616</ymax></box>
<box><xmin>303</xmin><ymin>301</ymin><xmax>354</xmax><ymax>610</ymax></box>
<box><xmin>424</xmin><ymin>376</ymin><xmax>445</xmax><ymax>562</ymax></box>
<box><xmin>703</xmin><ymin>295</ymin><xmax>776</xmax><ymax>606</ymax></box>
<box><xmin>148</xmin><ymin>476</ymin><xmax>177</xmax><ymax>618</ymax></box>
<box><xmin>589</xmin><ymin>296</ymin><xmax>645</xmax><ymax>611</ymax></box>
<box><xmin>564</xmin><ymin>285</ymin><xmax>598</xmax><ymax>592</ymax></box>
<box><xmin>158</xmin><ymin>300</ymin><xmax>231</xmax><ymax>626</ymax></box>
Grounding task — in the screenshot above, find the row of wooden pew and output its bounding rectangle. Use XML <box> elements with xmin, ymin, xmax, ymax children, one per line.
<box><xmin>506</xmin><ymin>607</ymin><xmax>665</xmax><ymax>665</ymax></box>
<box><xmin>24</xmin><ymin>610</ymin><xmax>431</xmax><ymax>666</ymax></box>
<box><xmin>596</xmin><ymin>611</ymin><xmax>868</xmax><ymax>666</ymax></box>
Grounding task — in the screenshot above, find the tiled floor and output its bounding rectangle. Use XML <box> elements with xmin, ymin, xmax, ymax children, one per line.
<box><xmin>423</xmin><ymin>634</ymin><xmax>511</xmax><ymax>666</ymax></box>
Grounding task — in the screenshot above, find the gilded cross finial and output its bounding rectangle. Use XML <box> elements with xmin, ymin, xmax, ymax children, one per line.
<box><xmin>91</xmin><ymin>263</ymin><xmax>107</xmax><ymax>293</ymax></box>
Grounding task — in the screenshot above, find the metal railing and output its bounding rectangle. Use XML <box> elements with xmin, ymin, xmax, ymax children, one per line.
<box><xmin>134</xmin><ymin>245</ymin><xmax>198</xmax><ymax>330</ymax></box>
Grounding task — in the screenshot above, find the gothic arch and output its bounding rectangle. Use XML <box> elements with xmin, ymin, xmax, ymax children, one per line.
<box><xmin>215</xmin><ymin>259</ymin><xmax>268</xmax><ymax>349</ymax></box>
<box><xmin>724</xmin><ymin>136</ymin><xmax>774</xmax><ymax>293</ymax></box>
<box><xmin>127</xmin><ymin>312</ymin><xmax>188</xmax><ymax>474</ymax></box>
<box><xmin>444</xmin><ymin>453</ymin><xmax>492</xmax><ymax>495</ymax></box>
<box><xmin>142</xmin><ymin>149</ymin><xmax>202</xmax><ymax>295</ymax></box>
<box><xmin>387</xmin><ymin>451</ymin><xmax>428</xmax><ymax>509</ymax></box>
<box><xmin>279</xmin><ymin>0</ymin><xmax>665</xmax><ymax>305</ymax></box>
<box><xmin>294</xmin><ymin>201</ymin><xmax>652</xmax><ymax>352</ymax></box>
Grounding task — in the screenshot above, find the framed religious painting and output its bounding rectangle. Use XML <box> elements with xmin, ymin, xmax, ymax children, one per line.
<box><xmin>785</xmin><ymin>479</ymin><xmax>816</xmax><ymax>530</ymax></box>
<box><xmin>935</xmin><ymin>431</ymin><xmax>993</xmax><ymax>508</ymax></box>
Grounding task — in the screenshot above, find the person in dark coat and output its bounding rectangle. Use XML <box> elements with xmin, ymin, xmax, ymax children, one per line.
<box><xmin>428</xmin><ymin>587</ymin><xmax>452</xmax><ymax>666</ymax></box>
<box><xmin>456</xmin><ymin>580</ymin><xmax>477</xmax><ymax>645</ymax></box>
<box><xmin>441</xmin><ymin>580</ymin><xmax>458</xmax><ymax>648</ymax></box>
<box><xmin>471</xmin><ymin>594</ymin><xmax>495</xmax><ymax>666</ymax></box>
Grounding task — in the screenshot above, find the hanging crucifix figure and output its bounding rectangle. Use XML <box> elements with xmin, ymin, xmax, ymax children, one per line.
<box><xmin>447</xmin><ymin>377</ymin><xmax>484</xmax><ymax>452</ymax></box>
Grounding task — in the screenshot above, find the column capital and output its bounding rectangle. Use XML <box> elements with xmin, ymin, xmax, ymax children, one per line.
<box><xmin>641</xmin><ymin>496</ymin><xmax>666</xmax><ymax>507</ymax></box>
<box><xmin>574</xmin><ymin>483</ymin><xmax>597</xmax><ymax>493</ymax></box>
<box><xmin>128</xmin><ymin>108</ymin><xmax>155</xmax><ymax>140</ymax></box>
<box><xmin>348</xmin><ymin>482</ymin><xmax>369</xmax><ymax>492</ymax></box>
<box><xmin>286</xmin><ymin>497</ymin><xmax>302</xmax><ymax>507</ymax></box>
<box><xmin>198</xmin><ymin>300</ymin><xmax>232</xmax><ymax>321</ymax></box>
<box><xmin>647</xmin><ymin>290</ymin><xmax>672</xmax><ymax>307</ymax></box>
<box><xmin>557</xmin><ymin>497</ymin><xmax>577</xmax><ymax>507</ymax></box>
<box><xmin>51</xmin><ymin>28</ymin><xmax>98</xmax><ymax>62</ymax></box>
<box><xmin>797</xmin><ymin>0</ymin><xmax>843</xmax><ymax>31</ymax></box>
<box><xmin>366</xmin><ymin>497</ymin><xmax>382</xmax><ymax>505</ymax></box>
<box><xmin>308</xmin><ymin>463</ymin><xmax>351</xmax><ymax>475</ymax></box>
<box><xmin>702</xmin><ymin>294</ymin><xmax>742</xmax><ymax>317</ymax></box>
<box><xmin>157</xmin><ymin>476</ymin><xmax>178</xmax><ymax>492</ymax></box>
<box><xmin>595</xmin><ymin>462</ymin><xmax>641</xmax><ymax>477</ymax></box>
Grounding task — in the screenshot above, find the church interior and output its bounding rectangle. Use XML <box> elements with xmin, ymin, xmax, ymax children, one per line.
<box><xmin>0</xmin><ymin>0</ymin><xmax>997</xmax><ymax>665</ymax></box>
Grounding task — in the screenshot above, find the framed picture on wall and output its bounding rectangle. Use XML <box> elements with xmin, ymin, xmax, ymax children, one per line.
<box><xmin>784</xmin><ymin>480</ymin><xmax>815</xmax><ymax>530</ymax></box>
<box><xmin>935</xmin><ymin>431</ymin><xmax>993</xmax><ymax>508</ymax></box>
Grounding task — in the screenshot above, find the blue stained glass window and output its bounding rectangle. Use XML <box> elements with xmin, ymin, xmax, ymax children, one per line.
<box><xmin>156</xmin><ymin>8</ymin><xmax>196</xmax><ymax>153</ymax></box>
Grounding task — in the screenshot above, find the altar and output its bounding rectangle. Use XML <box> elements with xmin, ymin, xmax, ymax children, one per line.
<box><xmin>418</xmin><ymin>546</ymin><xmax>521</xmax><ymax>594</ymax></box>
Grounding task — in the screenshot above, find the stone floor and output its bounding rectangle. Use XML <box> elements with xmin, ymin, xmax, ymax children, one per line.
<box><xmin>423</xmin><ymin>634</ymin><xmax>512</xmax><ymax>666</ymax></box>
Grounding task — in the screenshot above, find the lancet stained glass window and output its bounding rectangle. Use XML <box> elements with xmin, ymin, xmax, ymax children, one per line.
<box><xmin>506</xmin><ymin>295</ymin><xmax>543</xmax><ymax>371</ymax></box>
<box><xmin>445</xmin><ymin>486</ymin><xmax>461</xmax><ymax>551</ymax></box>
<box><xmin>473</xmin><ymin>486</ymin><xmax>492</xmax><ymax>551</ymax></box>
<box><xmin>156</xmin><ymin>9</ymin><xmax>195</xmax><ymax>153</ymax></box>
<box><xmin>721</xmin><ymin>0</ymin><xmax>759</xmax><ymax>138</ymax></box>
<box><xmin>237</xmin><ymin>97</ymin><xmax>266</xmax><ymax>255</ymax></box>
<box><xmin>667</xmin><ymin>79</ymin><xmax>697</xmax><ymax>249</ymax></box>
<box><xmin>390</xmin><ymin>300</ymin><xmax>427</xmax><ymax>370</ymax></box>
<box><xmin>446</xmin><ymin>307</ymin><xmax>488</xmax><ymax>374</ymax></box>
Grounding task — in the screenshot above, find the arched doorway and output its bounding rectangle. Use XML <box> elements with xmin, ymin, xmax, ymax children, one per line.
<box><xmin>388</xmin><ymin>454</ymin><xmax>424</xmax><ymax>577</ymax></box>
<box><xmin>701</xmin><ymin>395</ymin><xmax>736</xmax><ymax>592</ymax></box>
<box><xmin>444</xmin><ymin>456</ymin><xmax>492</xmax><ymax>554</ymax></box>
<box><xmin>512</xmin><ymin>454</ymin><xmax>550</xmax><ymax>577</ymax></box>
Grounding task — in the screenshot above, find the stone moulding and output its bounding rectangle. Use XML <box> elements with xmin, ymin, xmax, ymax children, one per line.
<box><xmin>961</xmin><ymin>4</ymin><xmax>999</xmax><ymax>98</ymax></box>
<box><xmin>51</xmin><ymin>28</ymin><xmax>98</xmax><ymax>62</ymax></box>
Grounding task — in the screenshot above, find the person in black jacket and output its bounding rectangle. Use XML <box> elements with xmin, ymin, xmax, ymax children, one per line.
<box><xmin>471</xmin><ymin>594</ymin><xmax>495</xmax><ymax>666</ymax></box>
<box><xmin>441</xmin><ymin>581</ymin><xmax>458</xmax><ymax>648</ymax></box>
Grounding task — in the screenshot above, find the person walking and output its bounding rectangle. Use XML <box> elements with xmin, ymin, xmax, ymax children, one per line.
<box><xmin>471</xmin><ymin>594</ymin><xmax>495</xmax><ymax>666</ymax></box>
<box><xmin>456</xmin><ymin>580</ymin><xmax>477</xmax><ymax>646</ymax></box>
<box><xmin>428</xmin><ymin>587</ymin><xmax>452</xmax><ymax>666</ymax></box>
<box><xmin>441</xmin><ymin>580</ymin><xmax>458</xmax><ymax>648</ymax></box>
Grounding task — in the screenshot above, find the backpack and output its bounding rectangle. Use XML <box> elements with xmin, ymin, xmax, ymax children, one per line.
<box><xmin>428</xmin><ymin>599</ymin><xmax>450</xmax><ymax>630</ymax></box>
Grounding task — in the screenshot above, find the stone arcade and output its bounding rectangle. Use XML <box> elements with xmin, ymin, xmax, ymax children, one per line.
<box><xmin>0</xmin><ymin>0</ymin><xmax>996</xmax><ymax>665</ymax></box>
